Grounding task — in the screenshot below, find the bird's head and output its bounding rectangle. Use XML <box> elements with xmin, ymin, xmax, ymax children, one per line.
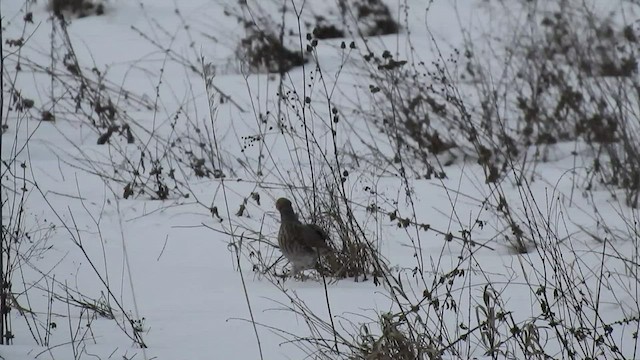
<box><xmin>275</xmin><ymin>197</ymin><xmax>293</xmax><ymax>212</ymax></box>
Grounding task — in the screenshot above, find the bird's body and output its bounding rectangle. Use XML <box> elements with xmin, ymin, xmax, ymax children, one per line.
<box><xmin>276</xmin><ymin>198</ymin><xmax>331</xmax><ymax>276</ymax></box>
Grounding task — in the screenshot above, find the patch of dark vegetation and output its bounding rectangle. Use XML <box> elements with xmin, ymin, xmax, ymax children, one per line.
<box><xmin>350</xmin><ymin>0</ymin><xmax>399</xmax><ymax>36</ymax></box>
<box><xmin>49</xmin><ymin>0</ymin><xmax>105</xmax><ymax>19</ymax></box>
<box><xmin>238</xmin><ymin>30</ymin><xmax>307</xmax><ymax>74</ymax></box>
<box><xmin>312</xmin><ymin>16</ymin><xmax>345</xmax><ymax>39</ymax></box>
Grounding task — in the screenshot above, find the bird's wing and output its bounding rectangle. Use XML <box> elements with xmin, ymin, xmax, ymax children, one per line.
<box><xmin>301</xmin><ymin>224</ymin><xmax>331</xmax><ymax>249</ymax></box>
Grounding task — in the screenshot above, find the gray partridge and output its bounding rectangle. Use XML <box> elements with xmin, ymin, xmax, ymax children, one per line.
<box><xmin>275</xmin><ymin>197</ymin><xmax>331</xmax><ymax>276</ymax></box>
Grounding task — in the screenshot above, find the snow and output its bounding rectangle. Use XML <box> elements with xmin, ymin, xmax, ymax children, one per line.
<box><xmin>2</xmin><ymin>0</ymin><xmax>639</xmax><ymax>359</ymax></box>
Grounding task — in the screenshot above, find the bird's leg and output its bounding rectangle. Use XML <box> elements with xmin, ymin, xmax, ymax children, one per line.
<box><xmin>291</xmin><ymin>265</ymin><xmax>308</xmax><ymax>281</ymax></box>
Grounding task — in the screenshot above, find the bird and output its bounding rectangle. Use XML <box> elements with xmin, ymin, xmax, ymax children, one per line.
<box><xmin>275</xmin><ymin>197</ymin><xmax>332</xmax><ymax>277</ymax></box>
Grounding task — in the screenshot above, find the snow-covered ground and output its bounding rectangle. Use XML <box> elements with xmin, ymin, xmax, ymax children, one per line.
<box><xmin>2</xmin><ymin>0</ymin><xmax>639</xmax><ymax>359</ymax></box>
